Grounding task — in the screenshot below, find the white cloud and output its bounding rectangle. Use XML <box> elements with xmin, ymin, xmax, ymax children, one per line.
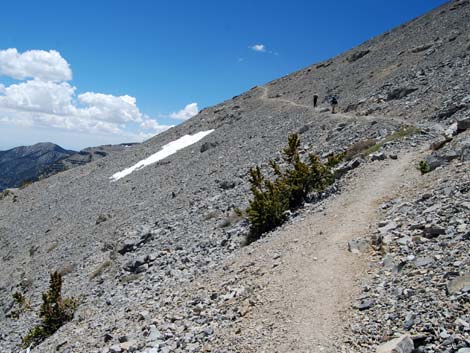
<box><xmin>250</xmin><ymin>44</ymin><xmax>266</xmax><ymax>53</ymax></box>
<box><xmin>140</xmin><ymin>118</ymin><xmax>173</xmax><ymax>133</ymax></box>
<box><xmin>0</xmin><ymin>48</ymin><xmax>72</xmax><ymax>81</ymax></box>
<box><xmin>170</xmin><ymin>102</ymin><xmax>199</xmax><ymax>120</ymax></box>
<box><xmin>78</xmin><ymin>92</ymin><xmax>144</xmax><ymax>124</ymax></box>
<box><xmin>0</xmin><ymin>48</ymin><xmax>179</xmax><ymax>148</ymax></box>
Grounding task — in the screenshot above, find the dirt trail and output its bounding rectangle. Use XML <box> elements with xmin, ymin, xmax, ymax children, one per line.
<box><xmin>258</xmin><ymin>85</ymin><xmax>407</xmax><ymax>125</ymax></box>
<box><xmin>223</xmin><ymin>151</ymin><xmax>421</xmax><ymax>352</ymax></box>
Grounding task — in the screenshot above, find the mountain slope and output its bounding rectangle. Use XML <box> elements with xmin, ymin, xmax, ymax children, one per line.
<box><xmin>0</xmin><ymin>143</ymin><xmax>75</xmax><ymax>191</ymax></box>
<box><xmin>0</xmin><ymin>1</ymin><xmax>469</xmax><ymax>352</ymax></box>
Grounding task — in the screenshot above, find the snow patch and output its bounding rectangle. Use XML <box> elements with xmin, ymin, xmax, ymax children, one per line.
<box><xmin>110</xmin><ymin>130</ymin><xmax>214</xmax><ymax>181</ymax></box>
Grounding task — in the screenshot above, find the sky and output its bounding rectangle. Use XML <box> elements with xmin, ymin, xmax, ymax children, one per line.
<box><xmin>0</xmin><ymin>0</ymin><xmax>448</xmax><ymax>151</ymax></box>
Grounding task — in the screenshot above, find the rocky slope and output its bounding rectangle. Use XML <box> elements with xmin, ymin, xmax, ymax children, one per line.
<box><xmin>0</xmin><ymin>142</ymin><xmax>75</xmax><ymax>191</ymax></box>
<box><xmin>0</xmin><ymin>1</ymin><xmax>469</xmax><ymax>352</ymax></box>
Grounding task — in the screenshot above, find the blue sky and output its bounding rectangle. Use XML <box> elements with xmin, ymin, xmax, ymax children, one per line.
<box><xmin>0</xmin><ymin>0</ymin><xmax>447</xmax><ymax>150</ymax></box>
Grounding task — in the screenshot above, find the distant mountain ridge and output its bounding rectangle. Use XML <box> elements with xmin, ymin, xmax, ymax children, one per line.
<box><xmin>0</xmin><ymin>142</ymin><xmax>139</xmax><ymax>191</ymax></box>
<box><xmin>0</xmin><ymin>142</ymin><xmax>75</xmax><ymax>191</ymax></box>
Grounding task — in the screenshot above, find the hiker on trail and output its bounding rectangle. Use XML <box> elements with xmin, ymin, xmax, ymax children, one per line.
<box><xmin>313</xmin><ymin>94</ymin><xmax>318</xmax><ymax>108</ymax></box>
<box><xmin>330</xmin><ymin>96</ymin><xmax>338</xmax><ymax>114</ymax></box>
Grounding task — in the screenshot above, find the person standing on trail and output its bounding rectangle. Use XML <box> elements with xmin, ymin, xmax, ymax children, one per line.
<box><xmin>331</xmin><ymin>96</ymin><xmax>338</xmax><ymax>114</ymax></box>
<box><xmin>313</xmin><ymin>94</ymin><xmax>318</xmax><ymax>108</ymax></box>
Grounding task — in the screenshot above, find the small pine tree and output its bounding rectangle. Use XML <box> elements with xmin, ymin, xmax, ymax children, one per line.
<box><xmin>22</xmin><ymin>271</ymin><xmax>77</xmax><ymax>348</ymax></box>
<box><xmin>245</xmin><ymin>133</ymin><xmax>337</xmax><ymax>244</ymax></box>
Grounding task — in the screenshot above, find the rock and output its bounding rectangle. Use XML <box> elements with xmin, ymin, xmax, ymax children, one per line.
<box><xmin>356</xmin><ymin>298</ymin><xmax>374</xmax><ymax>310</ymax></box>
<box><xmin>444</xmin><ymin>122</ymin><xmax>458</xmax><ymax>139</ymax></box>
<box><xmin>348</xmin><ymin>50</ymin><xmax>370</xmax><ymax>63</ymax></box>
<box><xmin>219</xmin><ymin>181</ymin><xmax>236</xmax><ymax>190</ymax></box>
<box><xmin>147</xmin><ymin>325</ymin><xmax>162</xmax><ymax>341</ymax></box>
<box><xmin>376</xmin><ymin>335</ymin><xmax>414</xmax><ymax>353</ymax></box>
<box><xmin>387</xmin><ymin>87</ymin><xmax>418</xmax><ymax>101</ymax></box>
<box><xmin>118</xmin><ymin>239</ymin><xmax>138</xmax><ymax>255</ymax></box>
<box><xmin>370</xmin><ymin>152</ymin><xmax>386</xmax><ymax>161</ymax></box>
<box><xmin>457</xmin><ymin>349</ymin><xmax>470</xmax><ymax>353</ymax></box>
<box><xmin>424</xmin><ymin>155</ymin><xmax>445</xmax><ymax>171</ymax></box>
<box><xmin>389</xmin><ymin>154</ymin><xmax>398</xmax><ymax>160</ymax></box>
<box><xmin>415</xmin><ymin>257</ymin><xmax>434</xmax><ymax>267</ymax></box>
<box><xmin>348</xmin><ymin>238</ymin><xmax>369</xmax><ymax>254</ymax></box>
<box><xmin>348</xmin><ymin>158</ymin><xmax>362</xmax><ymax>169</ymax></box>
<box><xmin>96</xmin><ymin>213</ymin><xmax>111</xmax><ymax>225</ymax></box>
<box><xmin>447</xmin><ymin>273</ymin><xmax>470</xmax><ymax>294</ymax></box>
<box><xmin>334</xmin><ymin>158</ymin><xmax>362</xmax><ymax>177</ymax></box>
<box><xmin>200</xmin><ymin>141</ymin><xmax>219</xmax><ymax>153</ymax></box>
<box><xmin>430</xmin><ymin>136</ymin><xmax>451</xmax><ymax>151</ymax></box>
<box><xmin>457</xmin><ymin>118</ymin><xmax>470</xmax><ymax>132</ymax></box>
<box><xmin>109</xmin><ymin>345</ymin><xmax>122</xmax><ymax>353</ymax></box>
<box><xmin>410</xmin><ymin>43</ymin><xmax>433</xmax><ymax>53</ymax></box>
<box><xmin>422</xmin><ymin>225</ymin><xmax>446</xmax><ymax>238</ymax></box>
<box><xmin>379</xmin><ymin>221</ymin><xmax>398</xmax><ymax>233</ymax></box>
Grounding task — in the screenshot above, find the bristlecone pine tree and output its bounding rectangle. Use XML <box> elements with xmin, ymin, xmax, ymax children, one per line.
<box><xmin>245</xmin><ymin>133</ymin><xmax>341</xmax><ymax>244</ymax></box>
<box><xmin>22</xmin><ymin>271</ymin><xmax>77</xmax><ymax>348</ymax></box>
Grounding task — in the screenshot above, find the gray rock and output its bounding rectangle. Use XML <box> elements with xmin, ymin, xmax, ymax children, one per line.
<box><xmin>356</xmin><ymin>299</ymin><xmax>374</xmax><ymax>310</ymax></box>
<box><xmin>422</xmin><ymin>225</ymin><xmax>446</xmax><ymax>238</ymax></box>
<box><xmin>447</xmin><ymin>273</ymin><xmax>470</xmax><ymax>294</ymax></box>
<box><xmin>376</xmin><ymin>335</ymin><xmax>414</xmax><ymax>353</ymax></box>
<box><xmin>370</xmin><ymin>152</ymin><xmax>386</xmax><ymax>161</ymax></box>
<box><xmin>348</xmin><ymin>238</ymin><xmax>369</xmax><ymax>254</ymax></box>
<box><xmin>457</xmin><ymin>118</ymin><xmax>470</xmax><ymax>132</ymax></box>
<box><xmin>415</xmin><ymin>257</ymin><xmax>435</xmax><ymax>267</ymax></box>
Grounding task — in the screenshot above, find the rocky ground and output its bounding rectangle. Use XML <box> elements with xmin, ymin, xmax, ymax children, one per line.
<box><xmin>0</xmin><ymin>1</ymin><xmax>470</xmax><ymax>352</ymax></box>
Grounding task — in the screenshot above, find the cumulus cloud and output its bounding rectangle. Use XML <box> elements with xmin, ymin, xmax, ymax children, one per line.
<box><xmin>0</xmin><ymin>48</ymin><xmax>179</xmax><ymax>147</ymax></box>
<box><xmin>250</xmin><ymin>44</ymin><xmax>266</xmax><ymax>53</ymax></box>
<box><xmin>0</xmin><ymin>48</ymin><xmax>72</xmax><ymax>81</ymax></box>
<box><xmin>169</xmin><ymin>103</ymin><xmax>199</xmax><ymax>120</ymax></box>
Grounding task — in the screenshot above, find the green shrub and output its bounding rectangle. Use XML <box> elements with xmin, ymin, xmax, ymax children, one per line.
<box><xmin>419</xmin><ymin>160</ymin><xmax>430</xmax><ymax>174</ymax></box>
<box><xmin>345</xmin><ymin>139</ymin><xmax>377</xmax><ymax>160</ymax></box>
<box><xmin>245</xmin><ymin>133</ymin><xmax>336</xmax><ymax>244</ymax></box>
<box><xmin>11</xmin><ymin>292</ymin><xmax>31</xmax><ymax>319</ymax></box>
<box><xmin>345</xmin><ymin>126</ymin><xmax>421</xmax><ymax>160</ymax></box>
<box><xmin>22</xmin><ymin>271</ymin><xmax>78</xmax><ymax>348</ymax></box>
<box><xmin>89</xmin><ymin>260</ymin><xmax>113</xmax><ymax>280</ymax></box>
<box><xmin>19</xmin><ymin>180</ymin><xmax>33</xmax><ymax>189</ymax></box>
<box><xmin>0</xmin><ymin>189</ymin><xmax>12</xmax><ymax>200</ymax></box>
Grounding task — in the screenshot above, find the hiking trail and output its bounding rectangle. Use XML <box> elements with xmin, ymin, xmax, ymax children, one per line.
<box><xmin>216</xmin><ymin>150</ymin><xmax>422</xmax><ymax>352</ymax></box>
<box><xmin>257</xmin><ymin>85</ymin><xmax>408</xmax><ymax>125</ymax></box>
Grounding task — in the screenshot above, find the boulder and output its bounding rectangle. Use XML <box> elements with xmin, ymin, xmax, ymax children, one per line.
<box><xmin>370</xmin><ymin>152</ymin><xmax>386</xmax><ymax>161</ymax></box>
<box><xmin>444</xmin><ymin>122</ymin><xmax>458</xmax><ymax>139</ymax></box>
<box><xmin>430</xmin><ymin>136</ymin><xmax>450</xmax><ymax>151</ymax></box>
<box><xmin>348</xmin><ymin>238</ymin><xmax>369</xmax><ymax>254</ymax></box>
<box><xmin>376</xmin><ymin>335</ymin><xmax>414</xmax><ymax>353</ymax></box>
<box><xmin>447</xmin><ymin>273</ymin><xmax>470</xmax><ymax>294</ymax></box>
<box><xmin>348</xmin><ymin>50</ymin><xmax>370</xmax><ymax>63</ymax></box>
<box><xmin>386</xmin><ymin>87</ymin><xmax>418</xmax><ymax>101</ymax></box>
<box><xmin>422</xmin><ymin>225</ymin><xmax>446</xmax><ymax>238</ymax></box>
<box><xmin>457</xmin><ymin>118</ymin><xmax>470</xmax><ymax>132</ymax></box>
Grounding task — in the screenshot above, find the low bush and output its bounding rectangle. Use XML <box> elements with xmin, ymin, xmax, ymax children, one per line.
<box><xmin>11</xmin><ymin>292</ymin><xmax>31</xmax><ymax>319</ymax></box>
<box><xmin>22</xmin><ymin>271</ymin><xmax>78</xmax><ymax>348</ymax></box>
<box><xmin>419</xmin><ymin>160</ymin><xmax>431</xmax><ymax>174</ymax></box>
<box><xmin>0</xmin><ymin>189</ymin><xmax>12</xmax><ymax>200</ymax></box>
<box><xmin>245</xmin><ymin>133</ymin><xmax>337</xmax><ymax>244</ymax></box>
<box><xmin>345</xmin><ymin>126</ymin><xmax>421</xmax><ymax>160</ymax></box>
<box><xmin>344</xmin><ymin>139</ymin><xmax>377</xmax><ymax>160</ymax></box>
<box><xmin>90</xmin><ymin>260</ymin><xmax>112</xmax><ymax>280</ymax></box>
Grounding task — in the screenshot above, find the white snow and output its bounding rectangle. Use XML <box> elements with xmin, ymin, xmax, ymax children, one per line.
<box><xmin>110</xmin><ymin>129</ymin><xmax>214</xmax><ymax>181</ymax></box>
